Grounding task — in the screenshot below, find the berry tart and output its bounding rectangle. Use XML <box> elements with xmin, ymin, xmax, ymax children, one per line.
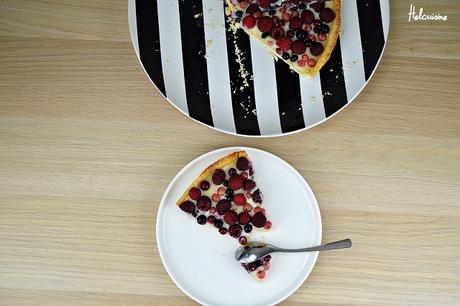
<box><xmin>226</xmin><ymin>0</ymin><xmax>341</xmax><ymax>78</ymax></box>
<box><xmin>177</xmin><ymin>151</ymin><xmax>272</xmax><ymax>280</ymax></box>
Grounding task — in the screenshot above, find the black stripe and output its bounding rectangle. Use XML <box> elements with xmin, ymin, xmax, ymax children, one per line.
<box><xmin>356</xmin><ymin>0</ymin><xmax>386</xmax><ymax>80</ymax></box>
<box><xmin>274</xmin><ymin>60</ymin><xmax>305</xmax><ymax>133</ymax></box>
<box><xmin>320</xmin><ymin>38</ymin><xmax>348</xmax><ymax>117</ymax></box>
<box><xmin>135</xmin><ymin>0</ymin><xmax>165</xmax><ymax>95</ymax></box>
<box><xmin>224</xmin><ymin>7</ymin><xmax>261</xmax><ymax>135</ymax></box>
<box><xmin>178</xmin><ymin>0</ymin><xmax>213</xmax><ymax>126</ymax></box>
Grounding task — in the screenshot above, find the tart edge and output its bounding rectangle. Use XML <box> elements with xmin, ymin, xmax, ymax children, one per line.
<box><xmin>176</xmin><ymin>151</ymin><xmax>249</xmax><ymax>206</ymax></box>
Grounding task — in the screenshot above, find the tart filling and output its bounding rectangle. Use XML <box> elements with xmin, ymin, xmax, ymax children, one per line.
<box><xmin>177</xmin><ymin>151</ymin><xmax>272</xmax><ymax>280</ymax></box>
<box><xmin>226</xmin><ymin>0</ymin><xmax>341</xmax><ymax>77</ymax></box>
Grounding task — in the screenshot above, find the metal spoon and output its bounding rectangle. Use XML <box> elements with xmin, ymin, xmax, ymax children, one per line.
<box><xmin>235</xmin><ymin>239</ymin><xmax>352</xmax><ymax>264</ymax></box>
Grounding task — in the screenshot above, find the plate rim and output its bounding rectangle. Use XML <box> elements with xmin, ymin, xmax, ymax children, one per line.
<box><xmin>156</xmin><ymin>147</ymin><xmax>323</xmax><ymax>306</ymax></box>
<box><xmin>128</xmin><ymin>0</ymin><xmax>390</xmax><ymax>138</ymax></box>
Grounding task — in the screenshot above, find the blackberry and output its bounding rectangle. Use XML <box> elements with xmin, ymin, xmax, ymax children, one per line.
<box><xmin>197</xmin><ymin>215</ymin><xmax>207</xmax><ymax>225</ymax></box>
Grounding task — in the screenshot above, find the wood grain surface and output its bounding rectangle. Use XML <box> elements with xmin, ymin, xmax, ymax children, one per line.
<box><xmin>1</xmin><ymin>0</ymin><xmax>459</xmax><ymax>305</ymax></box>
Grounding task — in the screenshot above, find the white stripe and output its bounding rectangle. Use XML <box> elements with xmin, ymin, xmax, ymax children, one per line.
<box><xmin>128</xmin><ymin>0</ymin><xmax>139</xmax><ymax>58</ymax></box>
<box><xmin>380</xmin><ymin>0</ymin><xmax>390</xmax><ymax>41</ymax></box>
<box><xmin>202</xmin><ymin>0</ymin><xmax>236</xmax><ymax>133</ymax></box>
<box><xmin>300</xmin><ymin>74</ymin><xmax>326</xmax><ymax>126</ymax></box>
<box><xmin>157</xmin><ymin>0</ymin><xmax>188</xmax><ymax>114</ymax></box>
<box><xmin>339</xmin><ymin>0</ymin><xmax>366</xmax><ymax>101</ymax></box>
<box><xmin>249</xmin><ymin>38</ymin><xmax>282</xmax><ymax>136</ymax></box>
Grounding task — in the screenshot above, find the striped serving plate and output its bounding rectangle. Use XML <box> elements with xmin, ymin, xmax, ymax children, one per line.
<box><xmin>128</xmin><ymin>0</ymin><xmax>390</xmax><ymax>137</ymax></box>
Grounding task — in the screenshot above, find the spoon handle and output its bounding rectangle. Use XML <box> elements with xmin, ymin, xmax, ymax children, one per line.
<box><xmin>274</xmin><ymin>239</ymin><xmax>352</xmax><ymax>253</ymax></box>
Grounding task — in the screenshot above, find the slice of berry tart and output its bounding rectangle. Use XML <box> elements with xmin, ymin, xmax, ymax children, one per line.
<box><xmin>177</xmin><ymin>151</ymin><xmax>272</xmax><ymax>280</ymax></box>
<box><xmin>226</xmin><ymin>0</ymin><xmax>341</xmax><ymax>78</ymax></box>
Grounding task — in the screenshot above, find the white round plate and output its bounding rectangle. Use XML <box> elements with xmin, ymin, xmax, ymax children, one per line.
<box><xmin>129</xmin><ymin>0</ymin><xmax>390</xmax><ymax>137</ymax></box>
<box><xmin>157</xmin><ymin>147</ymin><xmax>322</xmax><ymax>306</ymax></box>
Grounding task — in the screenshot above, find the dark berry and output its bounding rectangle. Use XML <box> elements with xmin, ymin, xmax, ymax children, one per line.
<box><xmin>310</xmin><ymin>42</ymin><xmax>324</xmax><ymax>56</ymax></box>
<box><xmin>223</xmin><ymin>180</ymin><xmax>229</xmax><ymax>187</ymax></box>
<box><xmin>290</xmin><ymin>54</ymin><xmax>298</xmax><ymax>62</ymax></box>
<box><xmin>291</xmin><ymin>40</ymin><xmax>306</xmax><ymax>54</ymax></box>
<box><xmin>219</xmin><ymin>227</ymin><xmax>228</xmax><ymax>235</ymax></box>
<box><xmin>257</xmin><ymin>16</ymin><xmax>273</xmax><ymax>33</ymax></box>
<box><xmin>239</xmin><ymin>236</ymin><xmax>247</xmax><ymax>245</ymax></box>
<box><xmin>238</xmin><ymin>212</ymin><xmax>251</xmax><ymax>225</ymax></box>
<box><xmin>261</xmin><ymin>32</ymin><xmax>269</xmax><ymax>39</ymax></box>
<box><xmin>320</xmin><ymin>8</ymin><xmax>336</xmax><ymax>23</ymax></box>
<box><xmin>296</xmin><ymin>29</ymin><xmax>307</xmax><ymax>40</ymax></box>
<box><xmin>214</xmin><ymin>219</ymin><xmax>223</xmax><ymax>229</ymax></box>
<box><xmin>310</xmin><ymin>2</ymin><xmax>325</xmax><ymax>12</ymax></box>
<box><xmin>216</xmin><ymin>199</ymin><xmax>231</xmax><ymax>215</ymax></box>
<box><xmin>286</xmin><ymin>30</ymin><xmax>295</xmax><ymax>38</ymax></box>
<box><xmin>225</xmin><ymin>194</ymin><xmax>233</xmax><ymax>201</ymax></box>
<box><xmin>228</xmin><ymin>224</ymin><xmax>243</xmax><ymax>238</ymax></box>
<box><xmin>235</xmin><ymin>10</ymin><xmax>243</xmax><ymax>18</ymax></box>
<box><xmin>304</xmin><ymin>39</ymin><xmax>313</xmax><ymax>48</ymax></box>
<box><xmin>192</xmin><ymin>211</ymin><xmax>198</xmax><ymax>217</ymax></box>
<box><xmin>179</xmin><ymin>200</ymin><xmax>195</xmax><ymax>213</ymax></box>
<box><xmin>236</xmin><ymin>157</ymin><xmax>250</xmax><ymax>171</ymax></box>
<box><xmin>263</xmin><ymin>255</ymin><xmax>272</xmax><ymax>262</ymax></box>
<box><xmin>196</xmin><ymin>196</ymin><xmax>211</xmax><ymax>211</ymax></box>
<box><xmin>269</xmin><ymin>10</ymin><xmax>276</xmax><ymax>15</ymax></box>
<box><xmin>207</xmin><ymin>215</ymin><xmax>215</xmax><ymax>224</ymax></box>
<box><xmin>246</xmin><ymin>4</ymin><xmax>261</xmax><ymax>15</ymax></box>
<box><xmin>314</xmin><ymin>26</ymin><xmax>321</xmax><ymax>34</ymax></box>
<box><xmin>243</xmin><ymin>179</ymin><xmax>256</xmax><ymax>191</ymax></box>
<box><xmin>197</xmin><ymin>215</ymin><xmax>207</xmax><ymax>225</ymax></box>
<box><xmin>252</xmin><ymin>212</ymin><xmax>267</xmax><ymax>228</ymax></box>
<box><xmin>212</xmin><ymin>169</ymin><xmax>225</xmax><ymax>185</ymax></box>
<box><xmin>289</xmin><ymin>16</ymin><xmax>303</xmax><ymax>31</ymax></box>
<box><xmin>301</xmin><ymin>10</ymin><xmax>315</xmax><ymax>24</ymax></box>
<box><xmin>282</xmin><ymin>52</ymin><xmax>290</xmax><ymax>60</ymax></box>
<box><xmin>244</xmin><ymin>224</ymin><xmax>253</xmax><ymax>233</ymax></box>
<box><xmin>270</xmin><ymin>26</ymin><xmax>284</xmax><ymax>40</ymax></box>
<box><xmin>225</xmin><ymin>188</ymin><xmax>234</xmax><ymax>196</ymax></box>
<box><xmin>252</xmin><ymin>189</ymin><xmax>263</xmax><ymax>203</ymax></box>
<box><xmin>199</xmin><ymin>180</ymin><xmax>210</xmax><ymax>191</ymax></box>
<box><xmin>299</xmin><ymin>3</ymin><xmax>306</xmax><ymax>10</ymax></box>
<box><xmin>228</xmin><ymin>168</ymin><xmax>237</xmax><ymax>176</ymax></box>
<box><xmin>228</xmin><ymin>175</ymin><xmax>243</xmax><ymax>190</ymax></box>
<box><xmin>321</xmin><ymin>24</ymin><xmax>330</xmax><ymax>34</ymax></box>
<box><xmin>224</xmin><ymin>211</ymin><xmax>238</xmax><ymax>225</ymax></box>
<box><xmin>257</xmin><ymin>0</ymin><xmax>271</xmax><ymax>9</ymax></box>
<box><xmin>188</xmin><ymin>187</ymin><xmax>201</xmax><ymax>200</ymax></box>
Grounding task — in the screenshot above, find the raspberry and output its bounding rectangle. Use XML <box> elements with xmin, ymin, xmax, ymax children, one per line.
<box><xmin>310</xmin><ymin>42</ymin><xmax>324</xmax><ymax>56</ymax></box>
<box><xmin>236</xmin><ymin>157</ymin><xmax>250</xmax><ymax>171</ymax></box>
<box><xmin>257</xmin><ymin>0</ymin><xmax>271</xmax><ymax>9</ymax></box>
<box><xmin>289</xmin><ymin>16</ymin><xmax>303</xmax><ymax>30</ymax></box>
<box><xmin>246</xmin><ymin>3</ymin><xmax>261</xmax><ymax>15</ymax></box>
<box><xmin>301</xmin><ymin>10</ymin><xmax>315</xmax><ymax>24</ymax></box>
<box><xmin>188</xmin><ymin>187</ymin><xmax>201</xmax><ymax>200</ymax></box>
<box><xmin>228</xmin><ymin>175</ymin><xmax>244</xmax><ymax>190</ymax></box>
<box><xmin>216</xmin><ymin>199</ymin><xmax>231</xmax><ymax>215</ymax></box>
<box><xmin>251</xmin><ymin>212</ymin><xmax>267</xmax><ymax>228</ymax></box>
<box><xmin>276</xmin><ymin>37</ymin><xmax>291</xmax><ymax>52</ymax></box>
<box><xmin>233</xmin><ymin>193</ymin><xmax>246</xmax><ymax>205</ymax></box>
<box><xmin>320</xmin><ymin>8</ymin><xmax>336</xmax><ymax>23</ymax></box>
<box><xmin>270</xmin><ymin>26</ymin><xmax>284</xmax><ymax>40</ymax></box>
<box><xmin>242</xmin><ymin>15</ymin><xmax>256</xmax><ymax>29</ymax></box>
<box><xmin>243</xmin><ymin>179</ymin><xmax>256</xmax><ymax>190</ymax></box>
<box><xmin>228</xmin><ymin>224</ymin><xmax>243</xmax><ymax>238</ymax></box>
<box><xmin>179</xmin><ymin>200</ymin><xmax>195</xmax><ymax>213</ymax></box>
<box><xmin>310</xmin><ymin>2</ymin><xmax>325</xmax><ymax>12</ymax></box>
<box><xmin>196</xmin><ymin>196</ymin><xmax>211</xmax><ymax>211</ymax></box>
<box><xmin>224</xmin><ymin>211</ymin><xmax>238</xmax><ymax>225</ymax></box>
<box><xmin>212</xmin><ymin>169</ymin><xmax>225</xmax><ymax>185</ymax></box>
<box><xmin>257</xmin><ymin>16</ymin><xmax>273</xmax><ymax>33</ymax></box>
<box><xmin>238</xmin><ymin>212</ymin><xmax>251</xmax><ymax>225</ymax></box>
<box><xmin>291</xmin><ymin>40</ymin><xmax>307</xmax><ymax>54</ymax></box>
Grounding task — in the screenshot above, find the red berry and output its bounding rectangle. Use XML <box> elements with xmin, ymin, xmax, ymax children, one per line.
<box><xmin>264</xmin><ymin>220</ymin><xmax>272</xmax><ymax>229</ymax></box>
<box><xmin>212</xmin><ymin>193</ymin><xmax>220</xmax><ymax>202</ymax></box>
<box><xmin>219</xmin><ymin>227</ymin><xmax>228</xmax><ymax>235</ymax></box>
<box><xmin>307</xmin><ymin>58</ymin><xmax>317</xmax><ymax>67</ymax></box>
<box><xmin>199</xmin><ymin>180</ymin><xmax>210</xmax><ymax>191</ymax></box>
<box><xmin>286</xmin><ymin>30</ymin><xmax>295</xmax><ymax>38</ymax></box>
<box><xmin>257</xmin><ymin>0</ymin><xmax>271</xmax><ymax>9</ymax></box>
<box><xmin>196</xmin><ymin>196</ymin><xmax>212</xmax><ymax>211</ymax></box>
<box><xmin>217</xmin><ymin>186</ymin><xmax>226</xmax><ymax>196</ymax></box>
<box><xmin>207</xmin><ymin>215</ymin><xmax>216</xmax><ymax>224</ymax></box>
<box><xmin>310</xmin><ymin>2</ymin><xmax>325</xmax><ymax>12</ymax></box>
<box><xmin>289</xmin><ymin>16</ymin><xmax>303</xmax><ymax>30</ymax></box>
<box><xmin>310</xmin><ymin>42</ymin><xmax>324</xmax><ymax>56</ymax></box>
<box><xmin>246</xmin><ymin>4</ymin><xmax>261</xmax><ymax>15</ymax></box>
<box><xmin>251</xmin><ymin>212</ymin><xmax>267</xmax><ymax>228</ymax></box>
<box><xmin>301</xmin><ymin>10</ymin><xmax>315</xmax><ymax>24</ymax></box>
<box><xmin>243</xmin><ymin>203</ymin><xmax>253</xmax><ymax>212</ymax></box>
<box><xmin>291</xmin><ymin>40</ymin><xmax>306</xmax><ymax>54</ymax></box>
<box><xmin>239</xmin><ymin>236</ymin><xmax>247</xmax><ymax>245</ymax></box>
<box><xmin>233</xmin><ymin>193</ymin><xmax>246</xmax><ymax>205</ymax></box>
<box><xmin>212</xmin><ymin>169</ymin><xmax>225</xmax><ymax>185</ymax></box>
<box><xmin>236</xmin><ymin>157</ymin><xmax>250</xmax><ymax>171</ymax></box>
<box><xmin>179</xmin><ymin>200</ymin><xmax>195</xmax><ymax>214</ymax></box>
<box><xmin>216</xmin><ymin>199</ymin><xmax>231</xmax><ymax>215</ymax></box>
<box><xmin>228</xmin><ymin>175</ymin><xmax>244</xmax><ymax>190</ymax></box>
<box><xmin>257</xmin><ymin>270</ymin><xmax>266</xmax><ymax>279</ymax></box>
<box><xmin>224</xmin><ymin>211</ymin><xmax>238</xmax><ymax>225</ymax></box>
<box><xmin>276</xmin><ymin>37</ymin><xmax>291</xmax><ymax>52</ymax></box>
<box><xmin>243</xmin><ymin>179</ymin><xmax>256</xmax><ymax>190</ymax></box>
<box><xmin>252</xmin><ymin>189</ymin><xmax>263</xmax><ymax>203</ymax></box>
<box><xmin>188</xmin><ymin>187</ymin><xmax>201</xmax><ymax>200</ymax></box>
<box><xmin>209</xmin><ymin>207</ymin><xmax>216</xmax><ymax>214</ymax></box>
<box><xmin>238</xmin><ymin>212</ymin><xmax>251</xmax><ymax>225</ymax></box>
<box><xmin>257</xmin><ymin>16</ymin><xmax>273</xmax><ymax>33</ymax></box>
<box><xmin>320</xmin><ymin>8</ymin><xmax>336</xmax><ymax>23</ymax></box>
<box><xmin>263</xmin><ymin>261</ymin><xmax>271</xmax><ymax>270</ymax></box>
<box><xmin>242</xmin><ymin>15</ymin><xmax>256</xmax><ymax>29</ymax></box>
<box><xmin>228</xmin><ymin>224</ymin><xmax>243</xmax><ymax>238</ymax></box>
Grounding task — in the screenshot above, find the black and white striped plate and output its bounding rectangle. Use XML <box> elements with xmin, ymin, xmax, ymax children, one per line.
<box><xmin>128</xmin><ymin>0</ymin><xmax>389</xmax><ymax>137</ymax></box>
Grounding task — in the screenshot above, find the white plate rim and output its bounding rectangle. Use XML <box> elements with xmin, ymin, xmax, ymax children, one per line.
<box><xmin>156</xmin><ymin>147</ymin><xmax>322</xmax><ymax>306</ymax></box>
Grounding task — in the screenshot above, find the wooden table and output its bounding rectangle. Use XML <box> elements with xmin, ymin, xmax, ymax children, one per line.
<box><xmin>1</xmin><ymin>1</ymin><xmax>459</xmax><ymax>305</ymax></box>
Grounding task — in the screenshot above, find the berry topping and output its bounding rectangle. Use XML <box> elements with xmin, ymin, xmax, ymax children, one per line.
<box><xmin>228</xmin><ymin>168</ymin><xmax>237</xmax><ymax>176</ymax></box>
<box><xmin>214</xmin><ymin>219</ymin><xmax>223</xmax><ymax>229</ymax></box>
<box><xmin>310</xmin><ymin>42</ymin><xmax>324</xmax><ymax>56</ymax></box>
<box><xmin>192</xmin><ymin>211</ymin><xmax>198</xmax><ymax>217</ymax></box>
<box><xmin>217</xmin><ymin>186</ymin><xmax>226</xmax><ymax>196</ymax></box>
<box><xmin>263</xmin><ymin>261</ymin><xmax>271</xmax><ymax>270</ymax></box>
<box><xmin>257</xmin><ymin>0</ymin><xmax>271</xmax><ymax>9</ymax></box>
<box><xmin>246</xmin><ymin>3</ymin><xmax>261</xmax><ymax>15</ymax></box>
<box><xmin>320</xmin><ymin>8</ymin><xmax>336</xmax><ymax>23</ymax></box>
<box><xmin>238</xmin><ymin>212</ymin><xmax>251</xmax><ymax>225</ymax></box>
<box><xmin>251</xmin><ymin>189</ymin><xmax>263</xmax><ymax>203</ymax></box>
<box><xmin>228</xmin><ymin>224</ymin><xmax>243</xmax><ymax>238</ymax></box>
<box><xmin>318</xmin><ymin>33</ymin><xmax>327</xmax><ymax>41</ymax></box>
<box><xmin>242</xmin><ymin>14</ymin><xmax>256</xmax><ymax>29</ymax></box>
<box><xmin>199</xmin><ymin>180</ymin><xmax>210</xmax><ymax>191</ymax></box>
<box><xmin>236</xmin><ymin>156</ymin><xmax>250</xmax><ymax>171</ymax></box>
<box><xmin>310</xmin><ymin>2</ymin><xmax>325</xmax><ymax>12</ymax></box>
<box><xmin>276</xmin><ymin>37</ymin><xmax>291</xmax><ymax>52</ymax></box>
<box><xmin>224</xmin><ymin>211</ymin><xmax>238</xmax><ymax>225</ymax></box>
<box><xmin>257</xmin><ymin>16</ymin><xmax>273</xmax><ymax>33</ymax></box>
<box><xmin>207</xmin><ymin>215</ymin><xmax>216</xmax><ymax>224</ymax></box>
<box><xmin>216</xmin><ymin>199</ymin><xmax>231</xmax><ymax>215</ymax></box>
<box><xmin>219</xmin><ymin>227</ymin><xmax>228</xmax><ymax>235</ymax></box>
<box><xmin>197</xmin><ymin>215</ymin><xmax>207</xmax><ymax>225</ymax></box>
<box><xmin>244</xmin><ymin>224</ymin><xmax>253</xmax><ymax>233</ymax></box>
<box><xmin>301</xmin><ymin>10</ymin><xmax>315</xmax><ymax>24</ymax></box>
<box><xmin>263</xmin><ymin>255</ymin><xmax>271</xmax><ymax>262</ymax></box>
<box><xmin>212</xmin><ymin>169</ymin><xmax>225</xmax><ymax>185</ymax></box>
<box><xmin>243</xmin><ymin>179</ymin><xmax>256</xmax><ymax>190</ymax></box>
<box><xmin>212</xmin><ymin>193</ymin><xmax>220</xmax><ymax>202</ymax></box>
<box><xmin>264</xmin><ymin>220</ymin><xmax>272</xmax><ymax>229</ymax></box>
<box><xmin>196</xmin><ymin>196</ymin><xmax>212</xmax><ymax>211</ymax></box>
<box><xmin>233</xmin><ymin>193</ymin><xmax>247</xmax><ymax>205</ymax></box>
<box><xmin>257</xmin><ymin>270</ymin><xmax>266</xmax><ymax>279</ymax></box>
<box><xmin>270</xmin><ymin>26</ymin><xmax>285</xmax><ymax>40</ymax></box>
<box><xmin>289</xmin><ymin>16</ymin><xmax>303</xmax><ymax>30</ymax></box>
<box><xmin>188</xmin><ymin>187</ymin><xmax>201</xmax><ymax>200</ymax></box>
<box><xmin>291</xmin><ymin>40</ymin><xmax>307</xmax><ymax>54</ymax></box>
<box><xmin>179</xmin><ymin>200</ymin><xmax>195</xmax><ymax>213</ymax></box>
<box><xmin>252</xmin><ymin>212</ymin><xmax>267</xmax><ymax>228</ymax></box>
<box><xmin>239</xmin><ymin>236</ymin><xmax>247</xmax><ymax>245</ymax></box>
<box><xmin>209</xmin><ymin>207</ymin><xmax>216</xmax><ymax>214</ymax></box>
<box><xmin>243</xmin><ymin>203</ymin><xmax>253</xmax><ymax>212</ymax></box>
<box><xmin>286</xmin><ymin>30</ymin><xmax>295</xmax><ymax>38</ymax></box>
<box><xmin>307</xmin><ymin>58</ymin><xmax>317</xmax><ymax>67</ymax></box>
<box><xmin>228</xmin><ymin>174</ymin><xmax>244</xmax><ymax>190</ymax></box>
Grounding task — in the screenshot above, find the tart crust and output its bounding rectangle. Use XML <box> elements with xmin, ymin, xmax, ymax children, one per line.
<box><xmin>176</xmin><ymin>151</ymin><xmax>248</xmax><ymax>206</ymax></box>
<box><xmin>225</xmin><ymin>0</ymin><xmax>341</xmax><ymax>78</ymax></box>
